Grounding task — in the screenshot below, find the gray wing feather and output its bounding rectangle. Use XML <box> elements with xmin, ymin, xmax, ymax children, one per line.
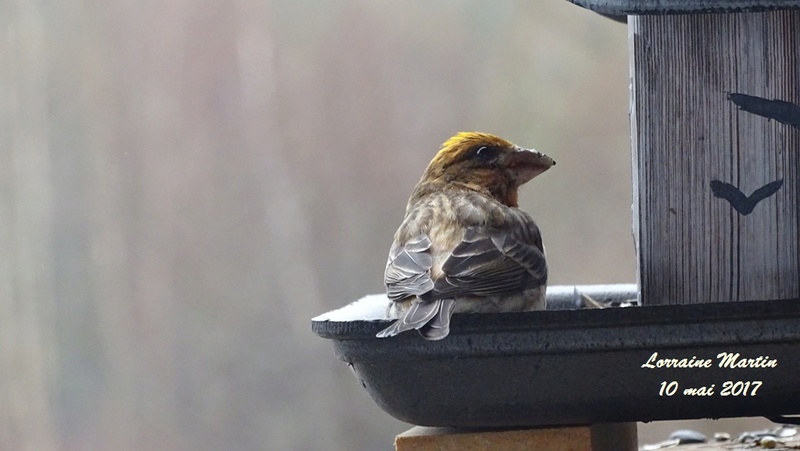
<box><xmin>418</xmin><ymin>299</ymin><xmax>456</xmax><ymax>340</ymax></box>
<box><xmin>384</xmin><ymin>234</ymin><xmax>434</xmax><ymax>301</ymax></box>
<box><xmin>429</xmin><ymin>227</ymin><xmax>546</xmax><ymax>300</ymax></box>
<box><xmin>376</xmin><ymin>298</ymin><xmax>456</xmax><ymax>339</ymax></box>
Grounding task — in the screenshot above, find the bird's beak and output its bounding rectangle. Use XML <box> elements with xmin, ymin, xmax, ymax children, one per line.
<box><xmin>502</xmin><ymin>146</ymin><xmax>555</xmax><ymax>185</ymax></box>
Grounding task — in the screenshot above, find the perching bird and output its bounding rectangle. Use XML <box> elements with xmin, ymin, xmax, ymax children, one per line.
<box><xmin>377</xmin><ymin>132</ymin><xmax>555</xmax><ymax>340</ymax></box>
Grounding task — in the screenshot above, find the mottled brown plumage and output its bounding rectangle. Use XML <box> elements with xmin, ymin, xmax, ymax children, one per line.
<box><xmin>377</xmin><ymin>132</ymin><xmax>555</xmax><ymax>340</ymax></box>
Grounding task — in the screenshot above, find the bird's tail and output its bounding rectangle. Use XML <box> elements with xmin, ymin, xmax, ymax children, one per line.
<box><xmin>376</xmin><ymin>298</ymin><xmax>456</xmax><ymax>340</ymax></box>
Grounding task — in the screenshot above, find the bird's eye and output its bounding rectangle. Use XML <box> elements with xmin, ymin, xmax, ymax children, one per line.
<box><xmin>475</xmin><ymin>146</ymin><xmax>499</xmax><ymax>160</ymax></box>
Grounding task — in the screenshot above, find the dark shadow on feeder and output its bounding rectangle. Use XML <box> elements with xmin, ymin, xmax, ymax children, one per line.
<box><xmin>729</xmin><ymin>93</ymin><xmax>800</xmax><ymax>130</ymax></box>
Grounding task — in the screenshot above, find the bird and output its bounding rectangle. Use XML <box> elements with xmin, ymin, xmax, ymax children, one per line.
<box><xmin>376</xmin><ymin>132</ymin><xmax>555</xmax><ymax>340</ymax></box>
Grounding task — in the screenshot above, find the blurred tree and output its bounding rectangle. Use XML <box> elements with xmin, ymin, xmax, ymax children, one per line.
<box><xmin>0</xmin><ymin>3</ymin><xmax>58</xmax><ymax>449</ymax></box>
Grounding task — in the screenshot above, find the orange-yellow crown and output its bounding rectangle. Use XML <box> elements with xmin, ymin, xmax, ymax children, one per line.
<box><xmin>429</xmin><ymin>132</ymin><xmax>514</xmax><ymax>166</ymax></box>
<box><xmin>440</xmin><ymin>132</ymin><xmax>513</xmax><ymax>154</ymax></box>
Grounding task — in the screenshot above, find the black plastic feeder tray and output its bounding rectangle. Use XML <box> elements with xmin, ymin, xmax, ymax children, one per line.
<box><xmin>312</xmin><ymin>285</ymin><xmax>800</xmax><ymax>428</ymax></box>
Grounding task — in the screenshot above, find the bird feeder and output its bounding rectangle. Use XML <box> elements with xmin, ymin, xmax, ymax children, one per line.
<box><xmin>313</xmin><ymin>1</ymin><xmax>800</xmax><ymax>448</ymax></box>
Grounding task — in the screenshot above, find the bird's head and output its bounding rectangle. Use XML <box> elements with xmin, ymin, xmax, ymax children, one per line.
<box><xmin>418</xmin><ymin>132</ymin><xmax>555</xmax><ymax>207</ymax></box>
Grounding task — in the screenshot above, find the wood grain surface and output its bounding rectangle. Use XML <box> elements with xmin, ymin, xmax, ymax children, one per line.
<box><xmin>629</xmin><ymin>11</ymin><xmax>800</xmax><ymax>305</ymax></box>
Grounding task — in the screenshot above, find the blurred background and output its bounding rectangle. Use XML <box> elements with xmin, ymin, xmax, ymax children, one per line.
<box><xmin>0</xmin><ymin>0</ymin><xmax>776</xmax><ymax>449</ymax></box>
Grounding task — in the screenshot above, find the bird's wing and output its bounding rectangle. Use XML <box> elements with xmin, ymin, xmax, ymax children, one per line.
<box><xmin>429</xmin><ymin>225</ymin><xmax>547</xmax><ymax>300</ymax></box>
<box><xmin>384</xmin><ymin>234</ymin><xmax>435</xmax><ymax>302</ymax></box>
<box><xmin>749</xmin><ymin>179</ymin><xmax>784</xmax><ymax>204</ymax></box>
<box><xmin>710</xmin><ymin>180</ymin><xmax>747</xmax><ymax>205</ymax></box>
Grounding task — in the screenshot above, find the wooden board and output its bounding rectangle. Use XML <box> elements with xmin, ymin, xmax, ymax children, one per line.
<box><xmin>629</xmin><ymin>11</ymin><xmax>800</xmax><ymax>305</ymax></box>
<box><xmin>395</xmin><ymin>424</ymin><xmax>637</xmax><ymax>451</ymax></box>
